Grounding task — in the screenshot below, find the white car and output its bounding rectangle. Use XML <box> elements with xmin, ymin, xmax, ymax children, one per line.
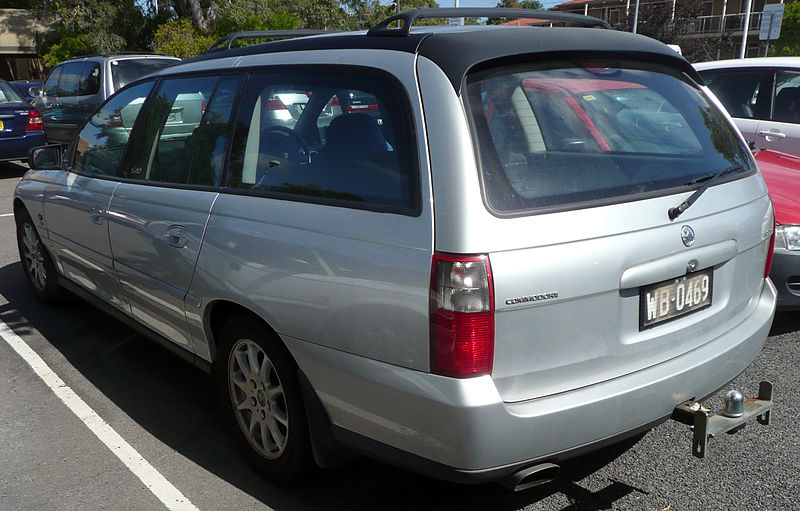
<box><xmin>695</xmin><ymin>57</ymin><xmax>800</xmax><ymax>156</ymax></box>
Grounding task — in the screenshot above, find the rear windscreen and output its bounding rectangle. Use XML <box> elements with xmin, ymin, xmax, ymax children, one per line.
<box><xmin>0</xmin><ymin>82</ymin><xmax>23</xmax><ymax>104</ymax></box>
<box><xmin>465</xmin><ymin>59</ymin><xmax>753</xmax><ymax>215</ymax></box>
<box><xmin>111</xmin><ymin>58</ymin><xmax>177</xmax><ymax>90</ymax></box>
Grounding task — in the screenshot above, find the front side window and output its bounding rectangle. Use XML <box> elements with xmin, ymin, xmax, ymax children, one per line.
<box><xmin>57</xmin><ymin>62</ymin><xmax>82</xmax><ymax>98</ymax></box>
<box><xmin>467</xmin><ymin>59</ymin><xmax>753</xmax><ymax>215</ymax></box>
<box><xmin>773</xmin><ymin>70</ymin><xmax>800</xmax><ymax>124</ymax></box>
<box><xmin>72</xmin><ymin>81</ymin><xmax>155</xmax><ymax>176</ymax></box>
<box><xmin>43</xmin><ymin>66</ymin><xmax>62</xmax><ymax>97</ymax></box>
<box><xmin>121</xmin><ymin>75</ymin><xmax>223</xmax><ymax>185</ymax></box>
<box><xmin>225</xmin><ymin>69</ymin><xmax>418</xmax><ymax>213</ymax></box>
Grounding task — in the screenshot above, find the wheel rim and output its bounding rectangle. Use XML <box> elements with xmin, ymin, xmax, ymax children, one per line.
<box><xmin>228</xmin><ymin>338</ymin><xmax>289</xmax><ymax>459</ymax></box>
<box><xmin>21</xmin><ymin>222</ymin><xmax>47</xmax><ymax>291</ymax></box>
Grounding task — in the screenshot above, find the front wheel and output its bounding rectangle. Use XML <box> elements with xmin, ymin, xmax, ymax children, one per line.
<box><xmin>215</xmin><ymin>315</ymin><xmax>314</xmax><ymax>482</ymax></box>
<box><xmin>15</xmin><ymin>210</ymin><xmax>64</xmax><ymax>303</ymax></box>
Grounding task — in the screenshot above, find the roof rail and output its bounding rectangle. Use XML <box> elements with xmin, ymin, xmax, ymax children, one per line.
<box><xmin>366</xmin><ymin>8</ymin><xmax>611</xmax><ymax>37</ymax></box>
<box><xmin>65</xmin><ymin>52</ymin><xmax>171</xmax><ymax>60</ymax></box>
<box><xmin>206</xmin><ymin>30</ymin><xmax>341</xmax><ymax>53</ymax></box>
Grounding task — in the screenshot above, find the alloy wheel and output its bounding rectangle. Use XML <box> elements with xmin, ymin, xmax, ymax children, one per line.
<box><xmin>228</xmin><ymin>338</ymin><xmax>289</xmax><ymax>459</ymax></box>
<box><xmin>21</xmin><ymin>223</ymin><xmax>47</xmax><ymax>291</ymax></box>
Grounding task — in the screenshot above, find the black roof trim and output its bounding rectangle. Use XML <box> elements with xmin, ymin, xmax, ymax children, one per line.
<box><xmin>206</xmin><ymin>30</ymin><xmax>341</xmax><ymax>53</ymax></box>
<box><xmin>417</xmin><ymin>29</ymin><xmax>699</xmax><ymax>92</ymax></box>
<box><xmin>182</xmin><ymin>33</ymin><xmax>429</xmax><ymax>65</ymax></box>
<box><xmin>367</xmin><ymin>8</ymin><xmax>611</xmax><ymax>36</ymax></box>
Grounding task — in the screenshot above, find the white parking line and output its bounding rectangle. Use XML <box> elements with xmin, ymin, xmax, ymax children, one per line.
<box><xmin>0</xmin><ymin>319</ymin><xmax>201</xmax><ymax>511</ymax></box>
<box><xmin>0</xmin><ymin>213</ymin><xmax>13</xmax><ymax>217</ymax></box>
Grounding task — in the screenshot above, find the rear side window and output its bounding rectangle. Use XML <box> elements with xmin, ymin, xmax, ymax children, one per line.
<box><xmin>225</xmin><ymin>69</ymin><xmax>419</xmax><ymax>214</ymax></box>
<box><xmin>466</xmin><ymin>59</ymin><xmax>753</xmax><ymax>215</ymax></box>
<box><xmin>111</xmin><ymin>58</ymin><xmax>177</xmax><ymax>91</ymax></box>
<box><xmin>72</xmin><ymin>81</ymin><xmax>155</xmax><ymax>176</ymax></box>
<box><xmin>79</xmin><ymin>62</ymin><xmax>102</xmax><ymax>96</ymax></box>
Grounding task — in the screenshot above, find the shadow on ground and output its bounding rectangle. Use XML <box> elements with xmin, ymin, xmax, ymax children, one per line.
<box><xmin>0</xmin><ymin>260</ymin><xmax>656</xmax><ymax>511</ymax></box>
<box><xmin>0</xmin><ymin>161</ymin><xmax>27</xmax><ymax>179</ymax></box>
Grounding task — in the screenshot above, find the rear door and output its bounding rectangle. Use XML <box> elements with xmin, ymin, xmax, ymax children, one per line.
<box><xmin>108</xmin><ymin>74</ymin><xmax>239</xmax><ymax>349</ymax></box>
<box><xmin>34</xmin><ymin>65</ymin><xmax>62</xmax><ymax>143</ymax></box>
<box><xmin>699</xmin><ymin>67</ymin><xmax>773</xmax><ymax>148</ymax></box>
<box><xmin>43</xmin><ymin>80</ymin><xmax>155</xmax><ymax>313</ymax></box>
<box><xmin>754</xmin><ymin>68</ymin><xmax>800</xmax><ymax>155</ymax></box>
<box><xmin>454</xmin><ymin>57</ymin><xmax>772</xmax><ymax>402</ymax></box>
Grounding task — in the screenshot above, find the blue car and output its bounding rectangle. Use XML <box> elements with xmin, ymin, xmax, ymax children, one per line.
<box><xmin>9</xmin><ymin>80</ymin><xmax>42</xmax><ymax>104</ymax></box>
<box><xmin>0</xmin><ymin>80</ymin><xmax>46</xmax><ymax>162</ymax></box>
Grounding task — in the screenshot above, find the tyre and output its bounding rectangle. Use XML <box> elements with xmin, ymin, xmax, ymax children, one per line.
<box><xmin>215</xmin><ymin>315</ymin><xmax>314</xmax><ymax>482</ymax></box>
<box><xmin>15</xmin><ymin>209</ymin><xmax>64</xmax><ymax>303</ymax></box>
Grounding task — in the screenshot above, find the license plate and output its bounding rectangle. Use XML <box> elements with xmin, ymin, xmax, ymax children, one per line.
<box><xmin>640</xmin><ymin>268</ymin><xmax>713</xmax><ymax>330</ymax></box>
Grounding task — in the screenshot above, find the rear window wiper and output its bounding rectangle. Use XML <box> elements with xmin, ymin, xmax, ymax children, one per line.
<box><xmin>668</xmin><ymin>164</ymin><xmax>744</xmax><ymax>221</ymax></box>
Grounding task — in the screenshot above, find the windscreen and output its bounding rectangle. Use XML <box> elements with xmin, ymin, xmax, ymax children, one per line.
<box><xmin>111</xmin><ymin>58</ymin><xmax>177</xmax><ymax>90</ymax></box>
<box><xmin>465</xmin><ymin>59</ymin><xmax>753</xmax><ymax>214</ymax></box>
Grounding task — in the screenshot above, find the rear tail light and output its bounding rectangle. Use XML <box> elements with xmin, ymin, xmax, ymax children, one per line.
<box><xmin>344</xmin><ymin>103</ymin><xmax>379</xmax><ymax>113</ymax></box>
<box><xmin>26</xmin><ymin>110</ymin><xmax>43</xmax><ymax>131</ymax></box>
<box><xmin>108</xmin><ymin>113</ymin><xmax>124</xmax><ymax>128</ymax></box>
<box><xmin>765</xmin><ymin>223</ymin><xmax>776</xmax><ymax>279</ymax></box>
<box><xmin>266</xmin><ymin>99</ymin><xmax>287</xmax><ymax>111</ymax></box>
<box><xmin>430</xmin><ymin>253</ymin><xmax>494</xmax><ymax>378</ymax></box>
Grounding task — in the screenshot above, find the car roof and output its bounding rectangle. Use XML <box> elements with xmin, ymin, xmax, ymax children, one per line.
<box><xmin>694</xmin><ymin>57</ymin><xmax>800</xmax><ymax>71</ymax></box>
<box><xmin>176</xmin><ymin>24</ymin><xmax>695</xmax><ymax>93</ymax></box>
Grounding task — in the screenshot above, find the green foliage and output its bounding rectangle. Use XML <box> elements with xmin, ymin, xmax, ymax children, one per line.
<box><xmin>486</xmin><ymin>0</ymin><xmax>543</xmax><ymax>25</ymax></box>
<box><xmin>153</xmin><ymin>18</ymin><xmax>216</xmax><ymax>59</ymax></box>
<box><xmin>42</xmin><ymin>32</ymin><xmax>90</xmax><ymax>67</ymax></box>
<box><xmin>769</xmin><ymin>1</ymin><xmax>800</xmax><ymax>57</ymax></box>
<box><xmin>212</xmin><ymin>1</ymin><xmax>298</xmax><ymax>35</ymax></box>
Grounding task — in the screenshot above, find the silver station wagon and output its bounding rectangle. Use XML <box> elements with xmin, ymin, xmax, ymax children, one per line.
<box><xmin>14</xmin><ymin>8</ymin><xmax>777</xmax><ymax>490</ymax></box>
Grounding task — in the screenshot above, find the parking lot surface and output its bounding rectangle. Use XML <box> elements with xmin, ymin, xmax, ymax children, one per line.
<box><xmin>1</xmin><ymin>160</ymin><xmax>799</xmax><ymax>510</ymax></box>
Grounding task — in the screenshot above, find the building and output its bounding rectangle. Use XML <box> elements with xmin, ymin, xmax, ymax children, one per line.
<box><xmin>549</xmin><ymin>0</ymin><xmax>795</xmax><ymax>60</ymax></box>
<box><xmin>0</xmin><ymin>9</ymin><xmax>49</xmax><ymax>81</ymax></box>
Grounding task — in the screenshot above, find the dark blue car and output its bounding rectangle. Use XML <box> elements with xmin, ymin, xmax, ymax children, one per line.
<box><xmin>0</xmin><ymin>80</ymin><xmax>46</xmax><ymax>162</ymax></box>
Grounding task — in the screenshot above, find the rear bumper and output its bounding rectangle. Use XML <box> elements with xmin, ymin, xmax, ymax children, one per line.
<box><xmin>0</xmin><ymin>131</ymin><xmax>46</xmax><ymax>161</ymax></box>
<box><xmin>287</xmin><ymin>278</ymin><xmax>776</xmax><ymax>480</ymax></box>
<box><xmin>769</xmin><ymin>249</ymin><xmax>800</xmax><ymax>309</ymax></box>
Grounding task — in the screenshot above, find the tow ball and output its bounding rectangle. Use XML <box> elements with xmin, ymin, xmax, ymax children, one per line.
<box><xmin>671</xmin><ymin>381</ymin><xmax>773</xmax><ymax>458</ymax></box>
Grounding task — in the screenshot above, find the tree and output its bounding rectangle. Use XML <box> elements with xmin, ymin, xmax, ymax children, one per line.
<box><xmin>152</xmin><ymin>18</ymin><xmax>216</xmax><ymax>59</ymax></box>
<box><xmin>487</xmin><ymin>0</ymin><xmax>543</xmax><ymax>25</ymax></box>
<box><xmin>769</xmin><ymin>1</ymin><xmax>800</xmax><ymax>56</ymax></box>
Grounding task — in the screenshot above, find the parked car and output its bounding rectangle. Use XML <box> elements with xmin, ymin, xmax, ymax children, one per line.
<box><xmin>32</xmin><ymin>54</ymin><xmax>179</xmax><ymax>146</ymax></box>
<box><xmin>9</xmin><ymin>80</ymin><xmax>42</xmax><ymax>104</ymax></box>
<box><xmin>0</xmin><ymin>80</ymin><xmax>46</xmax><ymax>162</ymax></box>
<box><xmin>755</xmin><ymin>149</ymin><xmax>800</xmax><ymax>309</ymax></box>
<box><xmin>695</xmin><ymin>57</ymin><xmax>800</xmax><ymax>156</ymax></box>
<box><xmin>14</xmin><ymin>8</ymin><xmax>777</xmax><ymax>488</ymax></box>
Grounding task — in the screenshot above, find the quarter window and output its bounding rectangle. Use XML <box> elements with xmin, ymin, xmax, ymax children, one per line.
<box><xmin>225</xmin><ymin>70</ymin><xmax>418</xmax><ymax>213</ymax></box>
<box><xmin>72</xmin><ymin>81</ymin><xmax>155</xmax><ymax>177</ymax></box>
<box><xmin>121</xmin><ymin>75</ymin><xmax>220</xmax><ymax>184</ymax></box>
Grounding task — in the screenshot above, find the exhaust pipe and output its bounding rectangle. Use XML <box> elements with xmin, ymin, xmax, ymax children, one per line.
<box><xmin>502</xmin><ymin>462</ymin><xmax>561</xmax><ymax>491</ymax></box>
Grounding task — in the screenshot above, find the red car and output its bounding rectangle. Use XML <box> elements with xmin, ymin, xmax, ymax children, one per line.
<box><xmin>756</xmin><ymin>149</ymin><xmax>800</xmax><ymax>309</ymax></box>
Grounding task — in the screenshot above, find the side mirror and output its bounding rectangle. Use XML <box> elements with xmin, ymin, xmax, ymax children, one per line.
<box><xmin>28</xmin><ymin>145</ymin><xmax>62</xmax><ymax>170</ymax></box>
<box><xmin>28</xmin><ymin>86</ymin><xmax>41</xmax><ymax>98</ymax></box>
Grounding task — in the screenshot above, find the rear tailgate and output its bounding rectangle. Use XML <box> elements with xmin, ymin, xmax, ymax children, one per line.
<box><xmin>456</xmin><ymin>55</ymin><xmax>773</xmax><ymax>403</ymax></box>
<box><xmin>0</xmin><ymin>103</ymin><xmax>30</xmax><ymax>137</ymax></box>
<box><xmin>489</xmin><ymin>184</ymin><xmax>771</xmax><ymax>402</ymax></box>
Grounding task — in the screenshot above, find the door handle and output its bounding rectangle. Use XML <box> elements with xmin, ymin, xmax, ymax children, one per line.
<box><xmin>164</xmin><ymin>225</ymin><xmax>188</xmax><ymax>248</ymax></box>
<box><xmin>89</xmin><ymin>206</ymin><xmax>104</xmax><ymax>225</ymax></box>
<box><xmin>758</xmin><ymin>130</ymin><xmax>787</xmax><ymax>139</ymax></box>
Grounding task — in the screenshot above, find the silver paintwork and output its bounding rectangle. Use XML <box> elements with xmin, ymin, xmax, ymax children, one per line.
<box><xmin>13</xmin><ymin>42</ymin><xmax>778</xmax><ymax>475</ymax></box>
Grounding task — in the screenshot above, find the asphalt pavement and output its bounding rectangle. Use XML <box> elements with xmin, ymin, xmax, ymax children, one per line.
<box><xmin>1</xmin><ymin>160</ymin><xmax>799</xmax><ymax>510</ymax></box>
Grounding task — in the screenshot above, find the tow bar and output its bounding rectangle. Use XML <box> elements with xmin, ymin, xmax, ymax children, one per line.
<box><xmin>671</xmin><ymin>381</ymin><xmax>773</xmax><ymax>458</ymax></box>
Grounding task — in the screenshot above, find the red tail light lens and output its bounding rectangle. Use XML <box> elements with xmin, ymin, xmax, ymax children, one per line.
<box><xmin>430</xmin><ymin>253</ymin><xmax>494</xmax><ymax>378</ymax></box>
<box><xmin>108</xmin><ymin>113</ymin><xmax>124</xmax><ymax>128</ymax></box>
<box><xmin>266</xmin><ymin>99</ymin><xmax>287</xmax><ymax>111</ymax></box>
<box><xmin>765</xmin><ymin>223</ymin><xmax>776</xmax><ymax>279</ymax></box>
<box><xmin>26</xmin><ymin>110</ymin><xmax>43</xmax><ymax>131</ymax></box>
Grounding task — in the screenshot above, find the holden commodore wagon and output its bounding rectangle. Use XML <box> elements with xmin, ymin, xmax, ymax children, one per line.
<box><xmin>14</xmin><ymin>8</ymin><xmax>777</xmax><ymax>489</ymax></box>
